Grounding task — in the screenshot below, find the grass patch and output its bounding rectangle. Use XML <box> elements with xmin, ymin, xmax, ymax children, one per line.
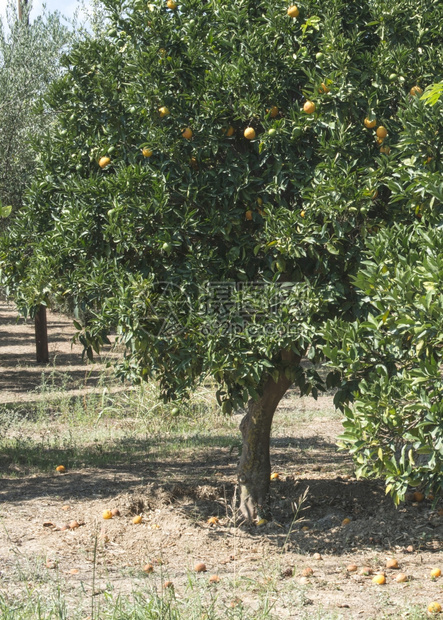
<box><xmin>0</xmin><ymin>380</ymin><xmax>240</xmax><ymax>476</ymax></box>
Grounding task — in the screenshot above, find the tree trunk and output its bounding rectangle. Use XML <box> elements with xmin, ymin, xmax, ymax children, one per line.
<box><xmin>237</xmin><ymin>350</ymin><xmax>301</xmax><ymax>521</ymax></box>
<box><xmin>35</xmin><ymin>304</ymin><xmax>49</xmax><ymax>363</ymax></box>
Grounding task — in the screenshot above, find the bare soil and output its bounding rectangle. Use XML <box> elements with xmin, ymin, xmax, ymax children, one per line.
<box><xmin>0</xmin><ymin>300</ymin><xmax>119</xmax><ymax>404</ymax></box>
<box><xmin>1</xmin><ymin>300</ymin><xmax>443</xmax><ymax>618</ymax></box>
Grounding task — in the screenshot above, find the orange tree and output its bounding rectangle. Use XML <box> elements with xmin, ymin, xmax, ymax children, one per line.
<box><xmin>1</xmin><ymin>0</ymin><xmax>443</xmax><ymax>519</ymax></box>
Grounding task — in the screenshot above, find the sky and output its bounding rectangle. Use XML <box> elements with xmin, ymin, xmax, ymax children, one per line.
<box><xmin>0</xmin><ymin>0</ymin><xmax>92</xmax><ymax>26</ymax></box>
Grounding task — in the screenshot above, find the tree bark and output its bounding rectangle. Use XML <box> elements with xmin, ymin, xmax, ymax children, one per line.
<box><xmin>237</xmin><ymin>350</ymin><xmax>302</xmax><ymax>521</ymax></box>
<box><xmin>35</xmin><ymin>304</ymin><xmax>49</xmax><ymax>363</ymax></box>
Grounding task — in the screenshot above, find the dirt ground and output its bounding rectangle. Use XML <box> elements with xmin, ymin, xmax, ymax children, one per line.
<box><xmin>1</xmin><ymin>300</ymin><xmax>443</xmax><ymax>618</ymax></box>
<box><xmin>0</xmin><ymin>300</ymin><xmax>119</xmax><ymax>404</ymax></box>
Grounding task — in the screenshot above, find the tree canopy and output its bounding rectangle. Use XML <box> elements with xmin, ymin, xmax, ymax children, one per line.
<box><xmin>1</xmin><ymin>0</ymin><xmax>443</xmax><ymax>516</ymax></box>
<box><xmin>0</xmin><ymin>0</ymin><xmax>73</xmax><ymax>220</ymax></box>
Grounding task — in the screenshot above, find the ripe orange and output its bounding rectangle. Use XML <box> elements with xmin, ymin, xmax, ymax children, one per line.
<box><xmin>56</xmin><ymin>465</ymin><xmax>66</xmax><ymax>473</ymax></box>
<box><xmin>182</xmin><ymin>127</ymin><xmax>193</xmax><ymax>139</ymax></box>
<box><xmin>268</xmin><ymin>105</ymin><xmax>279</xmax><ymax>118</ymax></box>
<box><xmin>318</xmin><ymin>82</ymin><xmax>330</xmax><ymax>94</ymax></box>
<box><xmin>376</xmin><ymin>137</ymin><xmax>384</xmax><ymax>145</ymax></box>
<box><xmin>226</xmin><ymin>125</ymin><xmax>235</xmax><ymax>137</ymax></box>
<box><xmin>364</xmin><ymin>117</ymin><xmax>376</xmax><ymax>129</ymax></box>
<box><xmin>142</xmin><ymin>147</ymin><xmax>153</xmax><ymax>157</ymax></box>
<box><xmin>133</xmin><ymin>515</ymin><xmax>142</xmax><ymax>524</ymax></box>
<box><xmin>287</xmin><ymin>5</ymin><xmax>299</xmax><ymax>17</ymax></box>
<box><xmin>270</xmin><ymin>472</ymin><xmax>280</xmax><ymax>480</ymax></box>
<box><xmin>166</xmin><ymin>0</ymin><xmax>177</xmax><ymax>9</ymax></box>
<box><xmin>207</xmin><ymin>516</ymin><xmax>219</xmax><ymax>525</ymax></box>
<box><xmin>194</xmin><ymin>562</ymin><xmax>207</xmax><ymax>572</ymax></box>
<box><xmin>300</xmin><ymin>210</ymin><xmax>306</xmax><ymax>218</ymax></box>
<box><xmin>410</xmin><ymin>85</ymin><xmax>423</xmax><ymax>96</ymax></box>
<box><xmin>413</xmin><ymin>491</ymin><xmax>425</xmax><ymax>502</ymax></box>
<box><xmin>98</xmin><ymin>156</ymin><xmax>111</xmax><ymax>169</ymax></box>
<box><xmin>428</xmin><ymin>602</ymin><xmax>442</xmax><ymax>614</ymax></box>
<box><xmin>158</xmin><ymin>106</ymin><xmax>170</xmax><ymax>118</ymax></box>
<box><xmin>245</xmin><ymin>210</ymin><xmax>253</xmax><ymax>220</ymax></box>
<box><xmin>244</xmin><ymin>127</ymin><xmax>256</xmax><ymax>140</ymax></box>
<box><xmin>303</xmin><ymin>100</ymin><xmax>315</xmax><ymax>114</ymax></box>
<box><xmin>372</xmin><ymin>573</ymin><xmax>386</xmax><ymax>585</ymax></box>
<box><xmin>431</xmin><ymin>568</ymin><xmax>442</xmax><ymax>579</ymax></box>
<box><xmin>341</xmin><ymin>517</ymin><xmax>351</xmax><ymax>526</ymax></box>
<box><xmin>376</xmin><ymin>126</ymin><xmax>388</xmax><ymax>139</ymax></box>
<box><xmin>103</xmin><ymin>510</ymin><xmax>113</xmax><ymax>520</ymax></box>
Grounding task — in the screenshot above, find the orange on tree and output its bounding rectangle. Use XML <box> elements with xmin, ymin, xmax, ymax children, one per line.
<box><xmin>98</xmin><ymin>156</ymin><xmax>110</xmax><ymax>168</ymax></box>
<box><xmin>380</xmin><ymin>145</ymin><xmax>391</xmax><ymax>155</ymax></box>
<box><xmin>245</xmin><ymin>210</ymin><xmax>253</xmax><ymax>220</ymax></box>
<box><xmin>182</xmin><ymin>127</ymin><xmax>193</xmax><ymax>139</ymax></box>
<box><xmin>303</xmin><ymin>100</ymin><xmax>315</xmax><ymax>114</ymax></box>
<box><xmin>166</xmin><ymin>0</ymin><xmax>177</xmax><ymax>9</ymax></box>
<box><xmin>376</xmin><ymin>126</ymin><xmax>388</xmax><ymax>139</ymax></box>
<box><xmin>410</xmin><ymin>85</ymin><xmax>423</xmax><ymax>96</ymax></box>
<box><xmin>226</xmin><ymin>125</ymin><xmax>235</xmax><ymax>137</ymax></box>
<box><xmin>318</xmin><ymin>82</ymin><xmax>330</xmax><ymax>94</ymax></box>
<box><xmin>142</xmin><ymin>147</ymin><xmax>153</xmax><ymax>157</ymax></box>
<box><xmin>268</xmin><ymin>105</ymin><xmax>279</xmax><ymax>118</ymax></box>
<box><xmin>364</xmin><ymin>117</ymin><xmax>377</xmax><ymax>128</ymax></box>
<box><xmin>4</xmin><ymin>0</ymin><xmax>443</xmax><ymax>526</ymax></box>
<box><xmin>244</xmin><ymin>127</ymin><xmax>256</xmax><ymax>140</ymax></box>
<box><xmin>287</xmin><ymin>5</ymin><xmax>299</xmax><ymax>18</ymax></box>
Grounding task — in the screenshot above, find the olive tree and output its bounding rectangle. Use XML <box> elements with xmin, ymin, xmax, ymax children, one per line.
<box><xmin>0</xmin><ymin>0</ymin><xmax>74</xmax><ymax>222</ymax></box>
<box><xmin>1</xmin><ymin>0</ymin><xmax>443</xmax><ymax>519</ymax></box>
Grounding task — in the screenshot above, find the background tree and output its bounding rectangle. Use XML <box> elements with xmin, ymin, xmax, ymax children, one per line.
<box><xmin>0</xmin><ymin>0</ymin><xmax>73</xmax><ymax>226</ymax></box>
<box><xmin>1</xmin><ymin>0</ymin><xmax>443</xmax><ymax>519</ymax></box>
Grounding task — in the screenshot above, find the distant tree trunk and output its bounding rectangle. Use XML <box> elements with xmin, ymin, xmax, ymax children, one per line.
<box><xmin>18</xmin><ymin>0</ymin><xmax>29</xmax><ymax>25</ymax></box>
<box><xmin>237</xmin><ymin>349</ymin><xmax>302</xmax><ymax>521</ymax></box>
<box><xmin>35</xmin><ymin>305</ymin><xmax>49</xmax><ymax>363</ymax></box>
